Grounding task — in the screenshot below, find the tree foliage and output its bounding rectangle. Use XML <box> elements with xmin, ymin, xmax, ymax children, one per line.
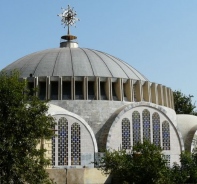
<box><xmin>173</xmin><ymin>90</ymin><xmax>197</xmax><ymax>115</ymax></box>
<box><xmin>171</xmin><ymin>148</ymin><xmax>197</xmax><ymax>184</ymax></box>
<box><xmin>100</xmin><ymin>141</ymin><xmax>171</xmax><ymax>184</ymax></box>
<box><xmin>100</xmin><ymin>141</ymin><xmax>197</xmax><ymax>184</ymax></box>
<box><xmin>0</xmin><ymin>71</ymin><xmax>55</xmax><ymax>184</ymax></box>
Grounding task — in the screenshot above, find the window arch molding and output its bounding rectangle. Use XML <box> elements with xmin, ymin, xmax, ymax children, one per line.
<box><xmin>106</xmin><ymin>103</ymin><xmax>184</xmax><ymax>153</ymax></box>
<box><xmin>51</xmin><ymin>111</ymin><xmax>98</xmax><ymax>168</ymax></box>
<box><xmin>52</xmin><ymin>113</ymin><xmax>98</xmax><ymax>153</ymax></box>
<box><xmin>48</xmin><ymin>104</ymin><xmax>98</xmax><ymax>153</ymax></box>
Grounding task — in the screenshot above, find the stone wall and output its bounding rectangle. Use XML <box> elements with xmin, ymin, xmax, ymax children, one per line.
<box><xmin>50</xmin><ymin>100</ymin><xmax>130</xmax><ymax>142</ymax></box>
<box><xmin>47</xmin><ymin>168</ymin><xmax>112</xmax><ymax>184</ymax></box>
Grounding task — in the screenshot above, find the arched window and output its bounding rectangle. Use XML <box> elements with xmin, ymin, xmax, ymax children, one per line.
<box><xmin>142</xmin><ymin>109</ymin><xmax>150</xmax><ymax>141</ymax></box>
<box><xmin>57</xmin><ymin>117</ymin><xmax>68</xmax><ymax>166</ymax></box>
<box><xmin>132</xmin><ymin>111</ymin><xmax>141</xmax><ymax>145</ymax></box>
<box><xmin>152</xmin><ymin>112</ymin><xmax>160</xmax><ymax>147</ymax></box>
<box><xmin>162</xmin><ymin>121</ymin><xmax>170</xmax><ymax>150</ymax></box>
<box><xmin>71</xmin><ymin>123</ymin><xmax>81</xmax><ymax>165</ymax></box>
<box><xmin>52</xmin><ymin>117</ymin><xmax>68</xmax><ymax>166</ymax></box>
<box><xmin>122</xmin><ymin>118</ymin><xmax>131</xmax><ymax>149</ymax></box>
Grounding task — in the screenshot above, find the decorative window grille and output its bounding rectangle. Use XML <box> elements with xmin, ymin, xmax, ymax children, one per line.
<box><xmin>132</xmin><ymin>111</ymin><xmax>141</xmax><ymax>145</ymax></box>
<box><xmin>162</xmin><ymin>121</ymin><xmax>170</xmax><ymax>150</ymax></box>
<box><xmin>142</xmin><ymin>109</ymin><xmax>151</xmax><ymax>141</ymax></box>
<box><xmin>163</xmin><ymin>155</ymin><xmax>170</xmax><ymax>167</ymax></box>
<box><xmin>57</xmin><ymin>117</ymin><xmax>68</xmax><ymax>166</ymax></box>
<box><xmin>192</xmin><ymin>135</ymin><xmax>197</xmax><ymax>150</ymax></box>
<box><xmin>52</xmin><ymin>136</ymin><xmax>55</xmax><ymax>166</ymax></box>
<box><xmin>71</xmin><ymin>123</ymin><xmax>81</xmax><ymax>165</ymax></box>
<box><xmin>52</xmin><ymin>117</ymin><xmax>68</xmax><ymax>166</ymax></box>
<box><xmin>152</xmin><ymin>112</ymin><xmax>161</xmax><ymax>147</ymax></box>
<box><xmin>122</xmin><ymin>118</ymin><xmax>131</xmax><ymax>149</ymax></box>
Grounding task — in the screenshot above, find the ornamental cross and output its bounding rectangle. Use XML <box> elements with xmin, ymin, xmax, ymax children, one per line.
<box><xmin>58</xmin><ymin>5</ymin><xmax>80</xmax><ymax>35</ymax></box>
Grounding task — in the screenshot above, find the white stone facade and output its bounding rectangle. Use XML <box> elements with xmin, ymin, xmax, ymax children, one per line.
<box><xmin>3</xmin><ymin>36</ymin><xmax>197</xmax><ymax>183</ymax></box>
<box><xmin>45</xmin><ymin>101</ymin><xmax>192</xmax><ymax>168</ymax></box>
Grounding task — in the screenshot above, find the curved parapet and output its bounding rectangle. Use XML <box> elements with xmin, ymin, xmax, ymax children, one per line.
<box><xmin>177</xmin><ymin>114</ymin><xmax>197</xmax><ymax>151</ymax></box>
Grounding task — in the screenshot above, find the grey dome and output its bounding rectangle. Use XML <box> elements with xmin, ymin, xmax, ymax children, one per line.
<box><xmin>3</xmin><ymin>47</ymin><xmax>148</xmax><ymax>80</ymax></box>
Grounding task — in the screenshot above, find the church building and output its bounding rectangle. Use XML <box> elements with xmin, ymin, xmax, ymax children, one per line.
<box><xmin>2</xmin><ymin>5</ymin><xmax>197</xmax><ymax>184</ymax></box>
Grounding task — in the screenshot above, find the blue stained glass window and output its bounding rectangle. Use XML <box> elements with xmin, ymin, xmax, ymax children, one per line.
<box><xmin>122</xmin><ymin>118</ymin><xmax>131</xmax><ymax>149</ymax></box>
<box><xmin>152</xmin><ymin>112</ymin><xmax>160</xmax><ymax>147</ymax></box>
<box><xmin>162</xmin><ymin>121</ymin><xmax>170</xmax><ymax>150</ymax></box>
<box><xmin>132</xmin><ymin>111</ymin><xmax>141</xmax><ymax>145</ymax></box>
<box><xmin>57</xmin><ymin>117</ymin><xmax>68</xmax><ymax>166</ymax></box>
<box><xmin>71</xmin><ymin>123</ymin><xmax>81</xmax><ymax>165</ymax></box>
<box><xmin>142</xmin><ymin>109</ymin><xmax>150</xmax><ymax>141</ymax></box>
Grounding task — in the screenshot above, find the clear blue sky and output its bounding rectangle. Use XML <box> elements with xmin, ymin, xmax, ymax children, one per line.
<box><xmin>1</xmin><ymin>0</ymin><xmax>197</xmax><ymax>104</ymax></box>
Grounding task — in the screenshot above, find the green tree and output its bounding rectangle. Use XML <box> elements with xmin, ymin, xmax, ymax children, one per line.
<box><xmin>173</xmin><ymin>90</ymin><xmax>197</xmax><ymax>115</ymax></box>
<box><xmin>99</xmin><ymin>141</ymin><xmax>171</xmax><ymax>184</ymax></box>
<box><xmin>0</xmin><ymin>72</ymin><xmax>55</xmax><ymax>184</ymax></box>
<box><xmin>171</xmin><ymin>148</ymin><xmax>197</xmax><ymax>183</ymax></box>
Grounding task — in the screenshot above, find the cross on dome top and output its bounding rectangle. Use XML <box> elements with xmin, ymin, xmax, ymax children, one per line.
<box><xmin>58</xmin><ymin>5</ymin><xmax>79</xmax><ymax>37</ymax></box>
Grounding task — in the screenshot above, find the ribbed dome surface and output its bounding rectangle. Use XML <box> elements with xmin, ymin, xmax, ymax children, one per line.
<box><xmin>3</xmin><ymin>47</ymin><xmax>148</xmax><ymax>80</ymax></box>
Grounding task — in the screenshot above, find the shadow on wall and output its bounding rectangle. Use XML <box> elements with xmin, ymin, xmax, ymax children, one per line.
<box><xmin>97</xmin><ymin>105</ymin><xmax>128</xmax><ymax>151</ymax></box>
<box><xmin>177</xmin><ymin>114</ymin><xmax>197</xmax><ymax>152</ymax></box>
<box><xmin>47</xmin><ymin>168</ymin><xmax>112</xmax><ymax>184</ymax></box>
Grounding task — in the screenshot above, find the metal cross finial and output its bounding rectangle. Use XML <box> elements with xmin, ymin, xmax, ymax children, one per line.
<box><xmin>58</xmin><ymin>5</ymin><xmax>80</xmax><ymax>35</ymax></box>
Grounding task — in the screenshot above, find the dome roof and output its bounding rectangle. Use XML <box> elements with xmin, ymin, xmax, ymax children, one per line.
<box><xmin>3</xmin><ymin>47</ymin><xmax>148</xmax><ymax>81</ymax></box>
